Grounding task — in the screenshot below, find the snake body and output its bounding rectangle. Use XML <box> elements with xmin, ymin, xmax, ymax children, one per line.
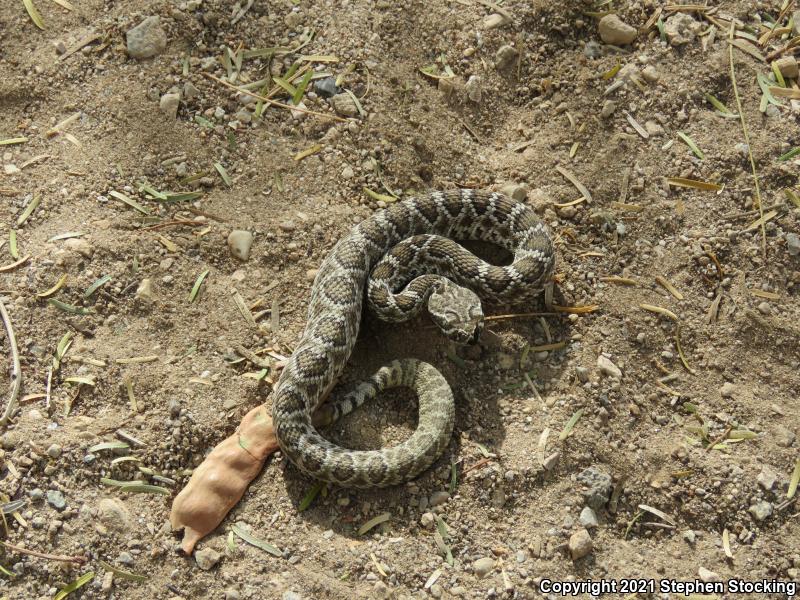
<box><xmin>272</xmin><ymin>189</ymin><xmax>554</xmax><ymax>487</ymax></box>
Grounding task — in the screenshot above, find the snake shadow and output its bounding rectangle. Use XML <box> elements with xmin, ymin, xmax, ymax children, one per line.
<box><xmin>273</xmin><ymin>243</ymin><xmax>572</xmax><ymax>538</ymax></box>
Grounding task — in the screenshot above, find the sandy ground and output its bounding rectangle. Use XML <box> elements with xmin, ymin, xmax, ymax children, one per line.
<box><xmin>0</xmin><ymin>0</ymin><xmax>799</xmax><ymax>598</ymax></box>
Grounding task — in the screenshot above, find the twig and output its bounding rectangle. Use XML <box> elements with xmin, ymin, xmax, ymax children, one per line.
<box><xmin>205</xmin><ymin>73</ymin><xmax>350</xmax><ymax>122</ymax></box>
<box><xmin>463</xmin><ymin>457</ymin><xmax>493</xmax><ymax>475</ymax></box>
<box><xmin>0</xmin><ymin>299</ymin><xmax>21</xmax><ymax>425</ymax></box>
<box><xmin>1</xmin><ymin>541</ymin><xmax>87</xmax><ymax>565</ymax></box>
<box><xmin>142</xmin><ymin>220</ymin><xmax>206</xmax><ymax>231</ymax></box>
<box><xmin>729</xmin><ymin>23</ymin><xmax>766</xmax><ymax>258</ymax></box>
<box><xmin>485</xmin><ymin>311</ymin><xmax>565</xmax><ymax>321</ymax></box>
<box><xmin>186</xmin><ymin>207</ymin><xmax>228</xmax><ymax>223</ymax></box>
<box><xmin>706</xmin><ymin>423</ymin><xmax>733</xmax><ymax>452</ymax></box>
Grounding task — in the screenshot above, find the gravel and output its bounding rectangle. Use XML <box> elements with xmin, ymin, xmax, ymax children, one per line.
<box><xmin>579</xmin><ymin>507</ymin><xmax>599</xmax><ymax>528</ymax></box>
<box><xmin>577</xmin><ymin>466</ymin><xmax>613</xmax><ymax>511</ymax></box>
<box><xmin>195</xmin><ymin>547</ymin><xmax>222</xmax><ymax>570</ymax></box>
<box><xmin>748</xmin><ymin>501</ymin><xmax>773</xmax><ymax>522</ymax></box>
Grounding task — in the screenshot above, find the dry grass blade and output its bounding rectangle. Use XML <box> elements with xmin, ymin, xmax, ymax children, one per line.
<box><xmin>655</xmin><ymin>276</ymin><xmax>684</xmax><ymax>300</ymax></box>
<box><xmin>555</xmin><ymin>166</ymin><xmax>593</xmax><ymax>203</ymax></box>
<box><xmin>16</xmin><ymin>194</ymin><xmax>41</xmax><ymax>226</ymax></box>
<box><xmin>0</xmin><ymin>300</ymin><xmax>22</xmax><ymax>425</ymax></box>
<box><xmin>298</xmin><ymin>482</ymin><xmax>324</xmax><ymax>511</ymax></box>
<box><xmin>640</xmin><ymin>303</ymin><xmax>678</xmax><ymax>321</ymax></box>
<box><xmin>600</xmin><ymin>276</ymin><xmax>638</xmax><ymax>286</ymax></box>
<box><xmin>677</xmin><ymin>131</ymin><xmax>704</xmax><ymax>159</ymax></box>
<box><xmin>729</xmin><ymin>24</ymin><xmax>766</xmax><ymax>257</ymax></box>
<box><xmin>99</xmin><ymin>561</ymin><xmax>147</xmax><ymax>583</ymax></box>
<box><xmin>722</xmin><ymin>528</ymin><xmax>733</xmax><ymax>559</ymax></box>
<box><xmin>637</xmin><ymin>504</ymin><xmax>677</xmax><ymax>526</ymax></box>
<box><xmin>666</xmin><ymin>177</ymin><xmax>722</xmax><ymax>191</ymax></box>
<box><xmin>788</xmin><ymin>458</ymin><xmax>800</xmax><ymax>500</ymax></box>
<box><xmin>189</xmin><ymin>269</ymin><xmax>210</xmax><ymax>302</ymax></box>
<box><xmin>293</xmin><ymin>144</ymin><xmax>322</xmax><ymax>161</ymax></box>
<box><xmin>213</xmin><ymin>162</ymin><xmax>232</xmax><ymax>186</ymax></box>
<box><xmin>537</xmin><ymin>427</ymin><xmax>550</xmax><ymax>465</ymax></box>
<box><xmin>100</xmin><ymin>478</ymin><xmax>170</xmax><ymax>495</ymax></box>
<box><xmin>54</xmin><ymin>572</ymin><xmax>94</xmax><ymax>599</ymax></box>
<box><xmin>559</xmin><ymin>409</ymin><xmax>584</xmax><ymax>441</ymax></box>
<box><xmin>363</xmin><ymin>187</ymin><xmax>397</xmax><ymax>203</ymax></box>
<box><xmin>358</xmin><ymin>512</ymin><xmax>391</xmax><ymax>535</ymax></box>
<box><xmin>0</xmin><ymin>255</ymin><xmax>30</xmax><ymax>272</ymax></box>
<box><xmin>47</xmin><ymin>112</ymin><xmax>81</xmax><ymax>137</ymax></box>
<box><xmin>742</xmin><ymin>209</ymin><xmax>777</xmax><ymax>232</ymax></box>
<box><xmin>729</xmin><ymin>38</ymin><xmax>766</xmax><ymax>61</ymax></box>
<box><xmin>231</xmin><ymin>523</ymin><xmax>282</xmax><ymax>556</ymax></box>
<box><xmin>36</xmin><ymin>274</ymin><xmax>67</xmax><ymax>298</ymax></box>
<box><xmin>109</xmin><ymin>191</ymin><xmax>150</xmax><ymax>215</ymax></box>
<box><xmin>0</xmin><ymin>137</ymin><xmax>28</xmax><ymax>145</ymax></box>
<box><xmin>48</xmin><ymin>298</ymin><xmax>90</xmax><ymax>315</ymax></box>
<box><xmin>23</xmin><ymin>0</ymin><xmax>45</xmax><ymax>29</ymax></box>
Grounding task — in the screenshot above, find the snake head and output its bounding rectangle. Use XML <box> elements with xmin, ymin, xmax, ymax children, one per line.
<box><xmin>428</xmin><ymin>280</ymin><xmax>484</xmax><ymax>345</ymax></box>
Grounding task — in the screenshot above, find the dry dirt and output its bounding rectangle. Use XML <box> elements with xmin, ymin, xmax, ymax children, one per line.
<box><xmin>0</xmin><ymin>0</ymin><xmax>799</xmax><ymax>599</ymax></box>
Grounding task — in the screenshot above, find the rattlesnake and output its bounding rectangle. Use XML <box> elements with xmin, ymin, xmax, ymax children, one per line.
<box><xmin>272</xmin><ymin>189</ymin><xmax>554</xmax><ymax>487</ymax></box>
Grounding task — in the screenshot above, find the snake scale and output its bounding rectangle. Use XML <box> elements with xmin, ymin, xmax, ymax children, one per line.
<box><xmin>272</xmin><ymin>189</ymin><xmax>555</xmax><ymax>487</ymax></box>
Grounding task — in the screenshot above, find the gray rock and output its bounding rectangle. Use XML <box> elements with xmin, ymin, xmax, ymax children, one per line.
<box><xmin>183</xmin><ymin>82</ymin><xmax>200</xmax><ymax>100</ymax></box>
<box><xmin>29</xmin><ymin>488</ymin><xmax>44</xmax><ymax>501</ymax></box>
<box><xmin>579</xmin><ymin>507</ymin><xmax>598</xmax><ymax>528</ymax></box>
<box><xmin>117</xmin><ymin>551</ymin><xmax>135</xmax><ymax>566</ymax></box>
<box><xmin>466</xmin><ymin>75</ymin><xmax>482</xmax><ymax>103</ymax></box>
<box><xmin>420</xmin><ymin>512</ymin><xmax>435</xmax><ymax>529</ymax></box>
<box><xmin>314</xmin><ymin>77</ymin><xmax>340</xmax><ymax>98</ymax></box>
<box><xmin>597</xmin><ymin>355</ymin><xmax>622</xmax><ymax>378</ymax></box>
<box><xmin>787</xmin><ymin>233</ymin><xmax>800</xmax><ymax>257</ymax></box>
<box><xmin>568</xmin><ymin>528</ymin><xmax>593</xmax><ymax>560</ymax></box>
<box><xmin>46</xmin><ymin>490</ymin><xmax>66</xmax><ymax>511</ymax></box>
<box><xmin>748</xmin><ymin>500</ymin><xmax>773</xmax><ymax>522</ymax></box>
<box><xmin>429</xmin><ymin>491</ymin><xmax>449</xmax><ymax>507</ymax></box>
<box><xmin>542</xmin><ymin>451</ymin><xmax>560</xmax><ymax>471</ymax></box>
<box><xmin>227</xmin><ymin>230</ymin><xmax>254</xmax><ymax>261</ymax></box>
<box><xmin>473</xmin><ymin>557</ymin><xmax>495</xmax><ymax>578</ymax></box>
<box><xmin>683</xmin><ymin>530</ymin><xmax>696</xmax><ymax>544</ymax></box>
<box><xmin>664</xmin><ymin>13</ymin><xmax>700</xmax><ymax>46</ymax></box>
<box><xmin>282</xmin><ymin>592</ymin><xmax>302</xmax><ymax>600</ymax></box>
<box><xmin>160</xmin><ymin>92</ymin><xmax>181</xmax><ymax>120</ymax></box>
<box><xmin>575</xmin><ymin>366</ymin><xmax>590</xmax><ymax>383</ymax></box>
<box><xmin>126</xmin><ymin>16</ymin><xmax>167</xmax><ymax>59</ymax></box>
<box><xmin>135</xmin><ymin>278</ymin><xmax>154</xmax><ymax>302</ymax></box>
<box><xmin>774</xmin><ymin>425</ymin><xmax>796</xmax><ymax>448</ymax></box>
<box><xmin>234</xmin><ymin>108</ymin><xmax>252</xmax><ymax>124</ymax></box>
<box><xmin>195</xmin><ymin>547</ymin><xmax>222</xmax><ymax>570</ymax></box>
<box><xmin>32</xmin><ymin>516</ymin><xmax>46</xmax><ymax>529</ymax></box>
<box><xmin>495</xmin><ymin>44</ymin><xmax>519</xmax><ymax>70</ymax></box>
<box><xmin>757</xmin><ymin>466</ymin><xmax>778</xmax><ymax>491</ymax></box>
<box><xmin>64</xmin><ymin>237</ymin><xmax>93</xmax><ymax>258</ymax></box>
<box><xmin>330</xmin><ymin>93</ymin><xmax>359</xmax><ymax>117</ymax></box>
<box><xmin>46</xmin><ymin>444</ymin><xmax>62</xmax><ymax>459</ymax></box>
<box><xmin>598</xmin><ymin>15</ymin><xmax>637</xmax><ymax>46</ymax></box>
<box><xmin>224</xmin><ymin>590</ymin><xmax>241</xmax><ymax>600</ymax></box>
<box><xmin>757</xmin><ymin>301</ymin><xmax>771</xmax><ymax>315</ymax></box>
<box><xmin>719</xmin><ymin>382</ymin><xmax>737</xmax><ymax>398</ymax></box>
<box><xmin>169</xmin><ymin>399</ymin><xmax>181</xmax><ymax>418</ymax></box>
<box><xmin>577</xmin><ymin>466</ymin><xmax>613</xmax><ymax>510</ymax></box>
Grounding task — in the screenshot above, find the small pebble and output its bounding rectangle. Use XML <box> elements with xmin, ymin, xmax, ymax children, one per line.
<box><xmin>473</xmin><ymin>557</ymin><xmax>495</xmax><ymax>578</ymax></box>
<box><xmin>46</xmin><ymin>490</ymin><xmax>66</xmax><ymax>511</ymax></box>
<box><xmin>600</xmin><ymin>100</ymin><xmax>617</xmax><ymax>119</ymax></box>
<box><xmin>719</xmin><ymin>382</ymin><xmax>737</xmax><ymax>397</ymax></box>
<box><xmin>568</xmin><ymin>529</ymin><xmax>593</xmax><ymax>560</ymax></box>
<box><xmin>330</xmin><ymin>93</ymin><xmax>359</xmax><ymax>117</ymax></box>
<box><xmin>774</xmin><ymin>425</ymin><xmax>796</xmax><ymax>448</ymax></box>
<box><xmin>757</xmin><ymin>466</ymin><xmax>778</xmax><ymax>491</ymax></box>
<box><xmin>597</xmin><ymin>355</ymin><xmax>622</xmax><ymax>378</ymax></box>
<box><xmin>598</xmin><ymin>15</ymin><xmax>637</xmax><ymax>46</ymax></box>
<box><xmin>579</xmin><ymin>507</ymin><xmax>598</xmax><ymax>528</ymax></box>
<box><xmin>749</xmin><ymin>501</ymin><xmax>773</xmax><ymax>522</ymax></box>
<box><xmin>786</xmin><ymin>233</ymin><xmax>800</xmax><ymax>257</ymax></box>
<box><xmin>698</xmin><ymin>567</ymin><xmax>721</xmax><ymax>583</ymax></box>
<box><xmin>194</xmin><ymin>547</ymin><xmax>222</xmax><ymax>570</ymax></box>
<box><xmin>775</xmin><ymin>56</ymin><xmax>799</xmax><ymax>80</ymax></box>
<box><xmin>46</xmin><ymin>444</ymin><xmax>62</xmax><ymax>459</ymax></box>
<box><xmin>429</xmin><ymin>491</ymin><xmax>449</xmax><ymax>507</ymax></box>
<box><xmin>160</xmin><ymin>92</ymin><xmax>181</xmax><ymax>120</ymax></box>
<box><xmin>483</xmin><ymin>13</ymin><xmax>509</xmax><ymax>29</ymax></box>
<box><xmin>500</xmin><ymin>183</ymin><xmax>528</xmax><ymax>202</ymax></box>
<box><xmin>227</xmin><ymin>230</ymin><xmax>254</xmax><ymax>261</ymax></box>
<box><xmin>757</xmin><ymin>301</ymin><xmax>771</xmax><ymax>315</ymax></box>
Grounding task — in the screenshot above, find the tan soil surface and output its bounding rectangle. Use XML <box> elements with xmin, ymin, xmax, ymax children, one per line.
<box><xmin>0</xmin><ymin>0</ymin><xmax>799</xmax><ymax>599</ymax></box>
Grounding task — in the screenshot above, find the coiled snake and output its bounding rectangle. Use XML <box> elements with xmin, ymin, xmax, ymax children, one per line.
<box><xmin>272</xmin><ymin>189</ymin><xmax>554</xmax><ymax>487</ymax></box>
